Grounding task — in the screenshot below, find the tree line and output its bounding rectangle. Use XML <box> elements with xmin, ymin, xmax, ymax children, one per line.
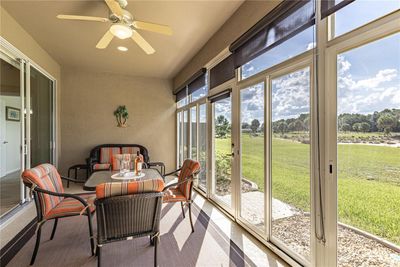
<box><xmin>215</xmin><ymin>109</ymin><xmax>400</xmax><ymax>137</ymax></box>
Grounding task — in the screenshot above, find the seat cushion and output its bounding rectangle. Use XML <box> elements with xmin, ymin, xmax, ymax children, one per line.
<box><xmin>93</xmin><ymin>163</ymin><xmax>111</xmax><ymax>170</ymax></box>
<box><xmin>100</xmin><ymin>147</ymin><xmax>121</xmax><ymax>163</ymax></box>
<box><xmin>45</xmin><ymin>193</ymin><xmax>96</xmax><ymax>219</ymax></box>
<box><xmin>96</xmin><ymin>178</ymin><xmax>165</xmax><ymax>199</ymax></box>
<box><xmin>163</xmin><ymin>188</ymin><xmax>186</xmax><ymax>203</ymax></box>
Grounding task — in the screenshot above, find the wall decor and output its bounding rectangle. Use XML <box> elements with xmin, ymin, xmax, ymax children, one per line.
<box><xmin>6</xmin><ymin>106</ymin><xmax>20</xmax><ymax>122</ymax></box>
<box><xmin>114</xmin><ymin>105</ymin><xmax>129</xmax><ymax>127</ymax></box>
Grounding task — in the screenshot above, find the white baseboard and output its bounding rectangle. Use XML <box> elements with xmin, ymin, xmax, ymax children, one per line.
<box><xmin>0</xmin><ymin>168</ymin><xmax>21</xmax><ymax>178</ymax></box>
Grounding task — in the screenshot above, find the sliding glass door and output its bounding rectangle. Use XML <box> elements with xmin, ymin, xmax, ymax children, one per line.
<box><xmin>270</xmin><ymin>66</ymin><xmax>312</xmax><ymax>264</ymax></box>
<box><xmin>0</xmin><ymin>45</ymin><xmax>56</xmax><ymax>218</ymax></box>
<box><xmin>239</xmin><ymin>82</ymin><xmax>266</xmax><ymax>232</ymax></box>
<box><xmin>211</xmin><ymin>92</ymin><xmax>234</xmax><ymax>210</ymax></box>
<box><xmin>0</xmin><ymin>55</ymin><xmax>24</xmax><ymax>217</ymax></box>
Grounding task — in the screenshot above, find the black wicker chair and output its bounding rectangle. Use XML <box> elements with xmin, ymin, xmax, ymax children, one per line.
<box><xmin>95</xmin><ymin>192</ymin><xmax>163</xmax><ymax>267</ymax></box>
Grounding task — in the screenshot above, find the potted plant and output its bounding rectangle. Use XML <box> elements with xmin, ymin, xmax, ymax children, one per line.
<box><xmin>114</xmin><ymin>105</ymin><xmax>129</xmax><ymax>127</ymax></box>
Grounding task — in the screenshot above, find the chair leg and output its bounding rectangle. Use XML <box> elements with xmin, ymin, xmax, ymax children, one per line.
<box><xmin>188</xmin><ymin>202</ymin><xmax>194</xmax><ymax>233</ymax></box>
<box><xmin>50</xmin><ymin>218</ymin><xmax>58</xmax><ymax>240</ymax></box>
<box><xmin>87</xmin><ymin>213</ymin><xmax>95</xmax><ymax>255</ymax></box>
<box><xmin>30</xmin><ymin>223</ymin><xmax>43</xmax><ymax>265</ymax></box>
<box><xmin>154</xmin><ymin>234</ymin><xmax>158</xmax><ymax>267</ymax></box>
<box><xmin>180</xmin><ymin>202</ymin><xmax>185</xmax><ymax>218</ymax></box>
<box><xmin>97</xmin><ymin>245</ymin><xmax>102</xmax><ymax>267</ymax></box>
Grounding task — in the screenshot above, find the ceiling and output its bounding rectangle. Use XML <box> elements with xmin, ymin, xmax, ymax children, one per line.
<box><xmin>1</xmin><ymin>0</ymin><xmax>243</xmax><ymax>79</ymax></box>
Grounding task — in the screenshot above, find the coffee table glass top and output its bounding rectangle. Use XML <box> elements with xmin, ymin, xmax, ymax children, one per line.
<box><xmin>83</xmin><ymin>168</ymin><xmax>162</xmax><ymax>191</ymax></box>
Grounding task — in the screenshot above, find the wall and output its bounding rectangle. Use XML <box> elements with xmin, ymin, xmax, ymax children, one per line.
<box><xmin>173</xmin><ymin>0</ymin><xmax>281</xmax><ymax>89</ymax></box>
<box><xmin>0</xmin><ymin>96</ymin><xmax>21</xmax><ymax>175</ymax></box>
<box><xmin>60</xmin><ymin>68</ymin><xmax>176</xmax><ymax>175</ymax></box>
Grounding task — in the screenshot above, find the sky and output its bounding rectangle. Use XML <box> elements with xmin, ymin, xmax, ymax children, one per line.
<box><xmin>233</xmin><ymin>2</ymin><xmax>400</xmax><ymax>124</ymax></box>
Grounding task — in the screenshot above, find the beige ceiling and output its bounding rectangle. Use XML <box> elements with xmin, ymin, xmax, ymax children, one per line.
<box><xmin>1</xmin><ymin>0</ymin><xmax>243</xmax><ymax>79</ymax></box>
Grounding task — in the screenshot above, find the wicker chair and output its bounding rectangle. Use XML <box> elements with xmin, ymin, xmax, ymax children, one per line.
<box><xmin>21</xmin><ymin>164</ymin><xmax>95</xmax><ymax>265</ymax></box>
<box><xmin>95</xmin><ymin>179</ymin><xmax>165</xmax><ymax>267</ymax></box>
<box><xmin>163</xmin><ymin>159</ymin><xmax>200</xmax><ymax>233</ymax></box>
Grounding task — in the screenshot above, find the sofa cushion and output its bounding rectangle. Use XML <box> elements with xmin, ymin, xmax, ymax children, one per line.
<box><xmin>100</xmin><ymin>147</ymin><xmax>121</xmax><ymax>163</ymax></box>
<box><xmin>121</xmin><ymin>146</ymin><xmax>140</xmax><ymax>155</ymax></box>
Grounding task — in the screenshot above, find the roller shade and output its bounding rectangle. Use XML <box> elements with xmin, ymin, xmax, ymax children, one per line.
<box><xmin>174</xmin><ymin>68</ymin><xmax>206</xmax><ymax>102</ymax></box>
<box><xmin>208</xmin><ymin>89</ymin><xmax>231</xmax><ymax>103</ymax></box>
<box><xmin>209</xmin><ymin>55</ymin><xmax>235</xmax><ymax>89</ymax></box>
<box><xmin>321</xmin><ymin>0</ymin><xmax>355</xmax><ymax>19</ymax></box>
<box><xmin>188</xmin><ymin>72</ymin><xmax>206</xmax><ymax>95</ymax></box>
<box><xmin>229</xmin><ymin>0</ymin><xmax>315</xmax><ymax>69</ymax></box>
<box><xmin>175</xmin><ymin>87</ymin><xmax>187</xmax><ymax>102</ymax></box>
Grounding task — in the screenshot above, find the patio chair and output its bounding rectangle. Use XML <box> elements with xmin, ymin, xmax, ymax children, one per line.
<box><xmin>95</xmin><ymin>178</ymin><xmax>165</xmax><ymax>267</ymax></box>
<box><xmin>21</xmin><ymin>163</ymin><xmax>95</xmax><ymax>265</ymax></box>
<box><xmin>162</xmin><ymin>159</ymin><xmax>200</xmax><ymax>233</ymax></box>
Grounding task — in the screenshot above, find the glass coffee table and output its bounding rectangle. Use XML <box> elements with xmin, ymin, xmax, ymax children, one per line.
<box><xmin>83</xmin><ymin>168</ymin><xmax>163</xmax><ymax>191</ymax></box>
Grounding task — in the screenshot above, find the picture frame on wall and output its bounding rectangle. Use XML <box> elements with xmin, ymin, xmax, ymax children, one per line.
<box><xmin>6</xmin><ymin>106</ymin><xmax>21</xmax><ymax>122</ymax></box>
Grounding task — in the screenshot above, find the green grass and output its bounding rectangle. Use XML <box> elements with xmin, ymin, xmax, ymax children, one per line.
<box><xmin>215</xmin><ymin>134</ymin><xmax>400</xmax><ymax>245</ymax></box>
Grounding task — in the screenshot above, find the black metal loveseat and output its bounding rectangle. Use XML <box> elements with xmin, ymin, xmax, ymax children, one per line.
<box><xmin>86</xmin><ymin>144</ymin><xmax>165</xmax><ymax>175</ymax></box>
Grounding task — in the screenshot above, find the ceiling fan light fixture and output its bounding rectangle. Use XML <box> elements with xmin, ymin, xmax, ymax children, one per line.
<box><xmin>117</xmin><ymin>46</ymin><xmax>128</xmax><ymax>51</ymax></box>
<box><xmin>110</xmin><ymin>23</ymin><xmax>132</xmax><ymax>39</ymax></box>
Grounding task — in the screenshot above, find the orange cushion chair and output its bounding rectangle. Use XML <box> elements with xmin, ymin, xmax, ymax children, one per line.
<box><xmin>21</xmin><ymin>164</ymin><xmax>96</xmax><ymax>265</ymax></box>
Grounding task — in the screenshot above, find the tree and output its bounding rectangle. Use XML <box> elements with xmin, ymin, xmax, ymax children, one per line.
<box><xmin>215</xmin><ymin>115</ymin><xmax>230</xmax><ymax>138</ymax></box>
<box><xmin>340</xmin><ymin>123</ymin><xmax>352</xmax><ymax>132</ymax></box>
<box><xmin>241</xmin><ymin>122</ymin><xmax>250</xmax><ymax>129</ymax></box>
<box><xmin>276</xmin><ymin>121</ymin><xmax>288</xmax><ymax>136</ymax></box>
<box><xmin>377</xmin><ymin>114</ymin><xmax>397</xmax><ymax>135</ymax></box>
<box><xmin>352</xmin><ymin>122</ymin><xmax>362</xmax><ymax>132</ymax></box>
<box><xmin>250</xmin><ymin>119</ymin><xmax>260</xmax><ymax>134</ymax></box>
<box><xmin>288</xmin><ymin>120</ymin><xmax>305</xmax><ymax>132</ymax></box>
<box><xmin>359</xmin><ymin>122</ymin><xmax>370</xmax><ymax>133</ymax></box>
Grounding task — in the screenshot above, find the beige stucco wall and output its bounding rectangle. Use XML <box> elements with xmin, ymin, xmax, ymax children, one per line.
<box><xmin>0</xmin><ymin>6</ymin><xmax>62</xmax><ymax>163</ymax></box>
<box><xmin>173</xmin><ymin>0</ymin><xmax>281</xmax><ymax>89</ymax></box>
<box><xmin>60</xmin><ymin>68</ymin><xmax>176</xmax><ymax>175</ymax></box>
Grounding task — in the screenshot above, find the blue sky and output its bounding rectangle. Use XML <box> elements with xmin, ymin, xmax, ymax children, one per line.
<box><xmin>236</xmin><ymin>2</ymin><xmax>399</xmax><ymax>124</ymax></box>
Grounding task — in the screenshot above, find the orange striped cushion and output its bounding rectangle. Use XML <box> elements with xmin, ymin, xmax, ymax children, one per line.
<box><xmin>178</xmin><ymin>159</ymin><xmax>200</xmax><ymax>199</ymax></box>
<box><xmin>21</xmin><ymin>164</ymin><xmax>64</xmax><ymax>216</ymax></box>
<box><xmin>93</xmin><ymin>163</ymin><xmax>111</xmax><ymax>170</ymax></box>
<box><xmin>121</xmin><ymin>146</ymin><xmax>140</xmax><ymax>155</ymax></box>
<box><xmin>163</xmin><ymin>188</ymin><xmax>186</xmax><ymax>203</ymax></box>
<box><xmin>100</xmin><ymin>147</ymin><xmax>121</xmax><ymax>163</ymax></box>
<box><xmin>96</xmin><ymin>178</ymin><xmax>165</xmax><ymax>199</ymax></box>
<box><xmin>45</xmin><ymin>193</ymin><xmax>96</xmax><ymax>219</ymax></box>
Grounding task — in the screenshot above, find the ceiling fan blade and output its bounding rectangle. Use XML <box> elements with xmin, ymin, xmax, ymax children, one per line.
<box><xmin>57</xmin><ymin>15</ymin><xmax>109</xmax><ymax>23</ymax></box>
<box><xmin>96</xmin><ymin>30</ymin><xmax>114</xmax><ymax>49</ymax></box>
<box><xmin>105</xmin><ymin>0</ymin><xmax>123</xmax><ymax>17</ymax></box>
<box><xmin>133</xmin><ymin>21</ymin><xmax>173</xmax><ymax>36</ymax></box>
<box><xmin>131</xmin><ymin>31</ymin><xmax>155</xmax><ymax>54</ymax></box>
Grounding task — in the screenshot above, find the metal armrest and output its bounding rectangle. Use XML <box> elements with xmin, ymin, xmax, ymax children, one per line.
<box><xmin>33</xmin><ymin>186</ymin><xmax>89</xmax><ymax>208</ymax></box>
<box><xmin>163</xmin><ymin>168</ymin><xmax>181</xmax><ymax>177</ymax></box>
<box><xmin>162</xmin><ymin>176</ymin><xmax>195</xmax><ymax>191</ymax></box>
<box><xmin>148</xmin><ymin>162</ymin><xmax>165</xmax><ymax>167</ymax></box>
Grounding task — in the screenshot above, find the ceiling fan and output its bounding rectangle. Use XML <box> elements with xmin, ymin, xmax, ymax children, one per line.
<box><xmin>56</xmin><ymin>0</ymin><xmax>173</xmax><ymax>54</ymax></box>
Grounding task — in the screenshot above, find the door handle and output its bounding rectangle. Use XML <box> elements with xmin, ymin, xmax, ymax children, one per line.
<box><xmin>2</xmin><ymin>141</ymin><xmax>8</xmax><ymax>144</ymax></box>
<box><xmin>225</xmin><ymin>153</ymin><xmax>234</xmax><ymax>157</ymax></box>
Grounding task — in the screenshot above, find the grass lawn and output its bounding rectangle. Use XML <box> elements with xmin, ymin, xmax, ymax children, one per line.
<box><xmin>215</xmin><ymin>134</ymin><xmax>400</xmax><ymax>245</ymax></box>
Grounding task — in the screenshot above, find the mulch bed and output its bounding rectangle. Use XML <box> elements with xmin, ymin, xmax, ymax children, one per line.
<box><xmin>272</xmin><ymin>215</ymin><xmax>400</xmax><ymax>266</ymax></box>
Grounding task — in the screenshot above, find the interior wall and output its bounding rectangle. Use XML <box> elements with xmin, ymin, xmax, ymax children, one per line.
<box><xmin>0</xmin><ymin>96</ymin><xmax>21</xmax><ymax>176</ymax></box>
<box><xmin>60</xmin><ymin>68</ymin><xmax>176</xmax><ymax>175</ymax></box>
<box><xmin>173</xmin><ymin>0</ymin><xmax>281</xmax><ymax>89</ymax></box>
